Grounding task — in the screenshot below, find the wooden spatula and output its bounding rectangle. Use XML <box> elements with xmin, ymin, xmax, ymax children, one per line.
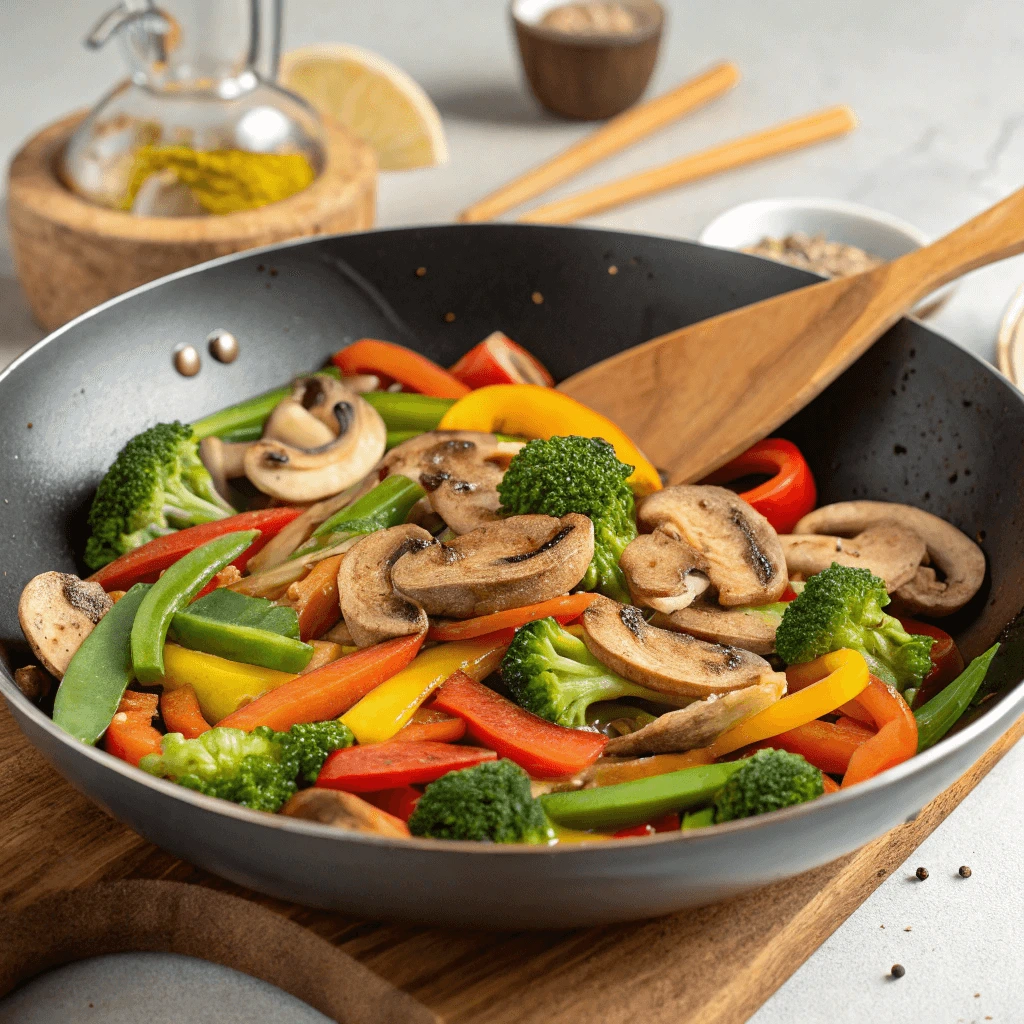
<box><xmin>559</xmin><ymin>187</ymin><xmax>1024</xmax><ymax>484</ymax></box>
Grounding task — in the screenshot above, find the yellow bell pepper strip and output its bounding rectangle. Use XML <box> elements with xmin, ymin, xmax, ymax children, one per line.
<box><xmin>437</xmin><ymin>384</ymin><xmax>663</xmax><ymax>497</ymax></box>
<box><xmin>341</xmin><ymin>636</ymin><xmax>508</xmax><ymax>744</ymax></box>
<box><xmin>707</xmin><ymin>649</ymin><xmax>870</xmax><ymax>758</ymax></box>
<box><xmin>160</xmin><ymin>643</ymin><xmax>296</xmax><ymax>724</ymax></box>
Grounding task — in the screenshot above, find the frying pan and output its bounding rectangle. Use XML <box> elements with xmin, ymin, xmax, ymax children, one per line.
<box><xmin>2</xmin><ymin>224</ymin><xmax>1023</xmax><ymax>929</ymax></box>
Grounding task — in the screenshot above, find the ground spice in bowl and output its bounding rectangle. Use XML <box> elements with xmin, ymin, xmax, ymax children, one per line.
<box><xmin>743</xmin><ymin>232</ymin><xmax>884</xmax><ymax>278</ymax></box>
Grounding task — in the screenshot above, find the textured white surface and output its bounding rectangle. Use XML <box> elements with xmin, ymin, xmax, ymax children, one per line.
<box><xmin>1</xmin><ymin>0</ymin><xmax>1022</xmax><ymax>1020</ymax></box>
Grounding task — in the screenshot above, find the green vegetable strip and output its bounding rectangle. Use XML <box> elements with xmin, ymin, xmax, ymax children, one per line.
<box><xmin>681</xmin><ymin>807</ymin><xmax>716</xmax><ymax>830</ymax></box>
<box><xmin>915</xmin><ymin>644</ymin><xmax>1000</xmax><ymax>752</ymax></box>
<box><xmin>362</xmin><ymin>392</ymin><xmax>455</xmax><ymax>432</ymax></box>
<box><xmin>52</xmin><ymin>584</ymin><xmax>152</xmax><ymax>746</ymax></box>
<box><xmin>386</xmin><ymin>429</ymin><xmax>421</xmax><ymax>450</ymax></box>
<box><xmin>540</xmin><ymin>762</ymin><xmax>746</xmax><ymax>831</ymax></box>
<box><xmin>167</xmin><ymin>615</ymin><xmax>314</xmax><ymax>673</ymax></box>
<box><xmin>130</xmin><ymin>530</ymin><xmax>259</xmax><ymax>684</ymax></box>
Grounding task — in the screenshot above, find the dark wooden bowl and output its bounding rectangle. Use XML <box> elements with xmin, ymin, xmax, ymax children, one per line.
<box><xmin>511</xmin><ymin>0</ymin><xmax>664</xmax><ymax>120</ymax></box>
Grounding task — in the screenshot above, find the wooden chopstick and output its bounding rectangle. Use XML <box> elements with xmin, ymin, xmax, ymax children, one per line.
<box><xmin>456</xmin><ymin>62</ymin><xmax>740</xmax><ymax>224</ymax></box>
<box><xmin>517</xmin><ymin>105</ymin><xmax>858</xmax><ymax>225</ymax></box>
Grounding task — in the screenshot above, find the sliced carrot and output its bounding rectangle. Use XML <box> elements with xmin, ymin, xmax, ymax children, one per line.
<box><xmin>317</xmin><ymin>740</ymin><xmax>496</xmax><ymax>792</ymax></box>
<box><xmin>104</xmin><ymin>691</ymin><xmax>163</xmax><ymax>766</ymax></box>
<box><xmin>394</xmin><ymin>706</ymin><xmax>466</xmax><ymax>743</ymax></box>
<box><xmin>821</xmin><ymin>774</ymin><xmax>840</xmax><ymax>794</ymax></box>
<box><xmin>427</xmin><ymin>592</ymin><xmax>599</xmax><ymax>642</ymax></box>
<box><xmin>285</xmin><ymin>553</ymin><xmax>345</xmax><ymax>641</ymax></box>
<box><xmin>159</xmin><ymin>685</ymin><xmax>210</xmax><ymax>739</ymax></box>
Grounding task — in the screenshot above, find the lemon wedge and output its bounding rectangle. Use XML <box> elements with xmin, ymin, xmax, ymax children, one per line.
<box><xmin>280</xmin><ymin>44</ymin><xmax>447</xmax><ymax>171</ymax></box>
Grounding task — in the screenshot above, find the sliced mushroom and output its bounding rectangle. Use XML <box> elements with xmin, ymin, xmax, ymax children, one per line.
<box><xmin>780</xmin><ymin>522</ymin><xmax>926</xmax><ymax>591</ymax></box>
<box><xmin>636</xmin><ymin>486</ymin><xmax>788</xmax><ymax>607</ymax></box>
<box><xmin>604</xmin><ymin>677</ymin><xmax>786</xmax><ymax>756</ymax></box>
<box><xmin>391</xmin><ymin>513</ymin><xmax>594</xmax><ymax>618</ymax></box>
<box><xmin>794</xmin><ymin>501</ymin><xmax>986</xmax><ymax>616</ymax></box>
<box><xmin>581</xmin><ymin>595</ymin><xmax>787</xmax><ymax>700</ymax></box>
<box><xmin>620</xmin><ymin>529</ymin><xmax>710</xmax><ymax>613</ymax></box>
<box><xmin>280</xmin><ymin>788</ymin><xmax>410</xmax><ymax>838</ymax></box>
<box><xmin>337</xmin><ymin>524</ymin><xmax>432</xmax><ymax>647</ymax></box>
<box><xmin>244</xmin><ymin>376</ymin><xmax>386</xmax><ymax>503</ymax></box>
<box><xmin>14</xmin><ymin>665</ymin><xmax>53</xmax><ymax>702</ymax></box>
<box><xmin>263</xmin><ymin>397</ymin><xmax>337</xmax><ymax>449</ymax></box>
<box><xmin>18</xmin><ymin>572</ymin><xmax>113</xmax><ymax>679</ymax></box>
<box><xmin>652</xmin><ymin>601</ymin><xmax>780</xmax><ymax>656</ymax></box>
<box><xmin>199</xmin><ymin>436</ymin><xmax>252</xmax><ymax>502</ymax></box>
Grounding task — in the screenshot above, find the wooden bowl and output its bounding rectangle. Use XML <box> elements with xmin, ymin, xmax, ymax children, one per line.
<box><xmin>511</xmin><ymin>0</ymin><xmax>664</xmax><ymax>120</ymax></box>
<box><xmin>7</xmin><ymin>111</ymin><xmax>377</xmax><ymax>331</ymax></box>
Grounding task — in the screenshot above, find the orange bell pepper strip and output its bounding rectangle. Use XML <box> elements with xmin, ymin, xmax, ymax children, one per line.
<box><xmin>748</xmin><ymin>717</ymin><xmax>875</xmax><ymax>775</ymax></box>
<box><xmin>437</xmin><ymin>384</ymin><xmax>662</xmax><ymax>497</ymax></box>
<box><xmin>821</xmin><ymin>774</ymin><xmax>840</xmax><ymax>794</ymax></box>
<box><xmin>218</xmin><ymin>633</ymin><xmax>425</xmax><ymax>732</ymax></box>
<box><xmin>159</xmin><ymin>685</ymin><xmax>210</xmax><ymax>739</ymax></box>
<box><xmin>449</xmin><ymin>331</ymin><xmax>555</xmax><ymax>389</ymax></box>
<box><xmin>842</xmin><ymin>677</ymin><xmax>918</xmax><ymax>788</ymax></box>
<box><xmin>394</xmin><ymin>705</ymin><xmax>467</xmax><ymax>743</ymax></box>
<box><xmin>427</xmin><ymin>592</ymin><xmax>599</xmax><ymax>642</ymax></box>
<box><xmin>284</xmin><ymin>552</ymin><xmax>345</xmax><ymax>641</ymax></box>
<box><xmin>709</xmin><ymin>650</ymin><xmax>869</xmax><ymax>757</ymax></box>
<box><xmin>333</xmin><ymin>339</ymin><xmax>471</xmax><ymax>399</ymax></box>
<box><xmin>104</xmin><ymin>691</ymin><xmax>163</xmax><ymax>766</ymax></box>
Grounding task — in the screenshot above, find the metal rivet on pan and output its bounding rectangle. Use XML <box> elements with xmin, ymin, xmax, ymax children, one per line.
<box><xmin>173</xmin><ymin>344</ymin><xmax>201</xmax><ymax>376</ymax></box>
<box><xmin>207</xmin><ymin>330</ymin><xmax>239</xmax><ymax>363</ymax></box>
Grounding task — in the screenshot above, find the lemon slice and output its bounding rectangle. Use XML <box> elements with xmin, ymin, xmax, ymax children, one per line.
<box><xmin>280</xmin><ymin>44</ymin><xmax>447</xmax><ymax>171</ymax></box>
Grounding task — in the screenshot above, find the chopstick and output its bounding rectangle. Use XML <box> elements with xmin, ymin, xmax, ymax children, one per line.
<box><xmin>456</xmin><ymin>62</ymin><xmax>740</xmax><ymax>224</ymax></box>
<box><xmin>517</xmin><ymin>105</ymin><xmax>858</xmax><ymax>225</ymax></box>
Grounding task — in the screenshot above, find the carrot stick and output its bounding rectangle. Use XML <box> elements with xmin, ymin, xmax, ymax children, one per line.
<box><xmin>427</xmin><ymin>591</ymin><xmax>599</xmax><ymax>642</ymax></box>
<box><xmin>159</xmin><ymin>685</ymin><xmax>210</xmax><ymax>739</ymax></box>
<box><xmin>285</xmin><ymin>553</ymin><xmax>345</xmax><ymax>641</ymax></box>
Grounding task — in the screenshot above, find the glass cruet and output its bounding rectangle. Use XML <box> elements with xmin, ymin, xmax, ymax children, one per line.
<box><xmin>62</xmin><ymin>0</ymin><xmax>325</xmax><ymax>214</ymax></box>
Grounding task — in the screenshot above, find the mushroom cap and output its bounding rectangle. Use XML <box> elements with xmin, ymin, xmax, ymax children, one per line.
<box><xmin>391</xmin><ymin>513</ymin><xmax>594</xmax><ymax>618</ymax></box>
<box><xmin>280</xmin><ymin>788</ymin><xmax>409</xmax><ymax>837</ymax></box>
<box><xmin>780</xmin><ymin>522</ymin><xmax>926</xmax><ymax>592</ymax></box>
<box><xmin>604</xmin><ymin>678</ymin><xmax>786</xmax><ymax>756</ymax></box>
<box><xmin>794</xmin><ymin>501</ymin><xmax>986</xmax><ymax>616</ymax></box>
<box><xmin>18</xmin><ymin>572</ymin><xmax>113</xmax><ymax>679</ymax></box>
<box><xmin>244</xmin><ymin>377</ymin><xmax>386</xmax><ymax>503</ymax></box>
<box><xmin>620</xmin><ymin>529</ymin><xmax>710</xmax><ymax>613</ymax></box>
<box><xmin>338</xmin><ymin>524</ymin><xmax>432</xmax><ymax>648</ymax></box>
<box><xmin>581</xmin><ymin>595</ymin><xmax>787</xmax><ymax>699</ymax></box>
<box><xmin>651</xmin><ymin>602</ymin><xmax>779</xmax><ymax>656</ymax></box>
<box><xmin>637</xmin><ymin>485</ymin><xmax>788</xmax><ymax>606</ymax></box>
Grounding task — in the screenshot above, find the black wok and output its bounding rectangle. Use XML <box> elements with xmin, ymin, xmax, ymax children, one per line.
<box><xmin>1</xmin><ymin>224</ymin><xmax>1022</xmax><ymax>928</ymax></box>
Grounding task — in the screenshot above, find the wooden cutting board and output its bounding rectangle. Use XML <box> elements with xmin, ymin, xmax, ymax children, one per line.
<box><xmin>1</xmin><ymin>699</ymin><xmax>1021</xmax><ymax>1024</ymax></box>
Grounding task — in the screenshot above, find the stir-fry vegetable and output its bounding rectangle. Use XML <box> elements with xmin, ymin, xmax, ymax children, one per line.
<box><xmin>713</xmin><ymin>748</ymin><xmax>823</xmax><ymax>821</ymax></box>
<box><xmin>317</xmin><ymin>739</ymin><xmax>496</xmax><ymax>791</ymax></box>
<box><xmin>427</xmin><ymin>592</ymin><xmax>597</xmax><ymax>642</ymax></box>
<box><xmin>333</xmin><ymin>340</ymin><xmax>471</xmax><ymax>398</ymax></box>
<box><xmin>361</xmin><ymin>391</ymin><xmax>456</xmax><ymax>432</ymax></box>
<box><xmin>842</xmin><ymin>677</ymin><xmax>918</xmax><ymax>787</ymax></box>
<box><xmin>752</xmin><ymin>717</ymin><xmax>875</xmax><ymax>775</ymax></box>
<box><xmin>914</xmin><ymin>644</ymin><xmax>1000</xmax><ymax>752</ymax></box>
<box><xmin>159</xmin><ymin>685</ymin><xmax>210</xmax><ymax>739</ymax></box>
<box><xmin>448</xmin><ymin>332</ymin><xmax>555</xmax><ymax>389</ymax></box>
<box><xmin>104</xmin><ymin>690</ymin><xmax>163</xmax><ymax>766</ymax></box>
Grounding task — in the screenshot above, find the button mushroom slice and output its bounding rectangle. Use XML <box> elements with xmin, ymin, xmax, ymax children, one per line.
<box><xmin>620</xmin><ymin>529</ymin><xmax>711</xmax><ymax>613</ymax></box>
<box><xmin>651</xmin><ymin>601</ymin><xmax>780</xmax><ymax>656</ymax></box>
<box><xmin>198</xmin><ymin>436</ymin><xmax>253</xmax><ymax>502</ymax></box>
<box><xmin>581</xmin><ymin>595</ymin><xmax>787</xmax><ymax>700</ymax></box>
<box><xmin>604</xmin><ymin>677</ymin><xmax>787</xmax><ymax>757</ymax></box>
<box><xmin>636</xmin><ymin>485</ymin><xmax>788</xmax><ymax>607</ymax></box>
<box><xmin>244</xmin><ymin>377</ymin><xmax>387</xmax><ymax>503</ymax></box>
<box><xmin>794</xmin><ymin>501</ymin><xmax>987</xmax><ymax>616</ymax></box>
<box><xmin>280</xmin><ymin>788</ymin><xmax>410</xmax><ymax>838</ymax></box>
<box><xmin>337</xmin><ymin>524</ymin><xmax>432</xmax><ymax>647</ymax></box>
<box><xmin>391</xmin><ymin>513</ymin><xmax>594</xmax><ymax>618</ymax></box>
<box><xmin>18</xmin><ymin>572</ymin><xmax>113</xmax><ymax>679</ymax></box>
<box><xmin>779</xmin><ymin>522</ymin><xmax>926</xmax><ymax>592</ymax></box>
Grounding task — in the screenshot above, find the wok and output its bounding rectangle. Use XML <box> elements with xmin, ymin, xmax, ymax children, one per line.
<box><xmin>2</xmin><ymin>224</ymin><xmax>1023</xmax><ymax>929</ymax></box>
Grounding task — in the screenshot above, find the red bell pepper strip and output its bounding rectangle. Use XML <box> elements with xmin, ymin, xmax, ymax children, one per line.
<box><xmin>897</xmin><ymin>618</ymin><xmax>965</xmax><ymax>708</ymax></box>
<box><xmin>427</xmin><ymin>593</ymin><xmax>599</xmax><ymax>642</ymax></box>
<box><xmin>361</xmin><ymin>786</ymin><xmax>422</xmax><ymax>821</ymax></box>
<box><xmin>104</xmin><ymin>691</ymin><xmax>163</xmax><ymax>767</ymax></box>
<box><xmin>449</xmin><ymin>331</ymin><xmax>555</xmax><ymax>389</ymax></box>
<box><xmin>432</xmin><ymin>671</ymin><xmax>607</xmax><ymax>778</ymax></box>
<box><xmin>613</xmin><ymin>812</ymin><xmax>681</xmax><ymax>838</ymax></box>
<box><xmin>394</xmin><ymin>706</ymin><xmax>467</xmax><ymax>743</ymax></box>
<box><xmin>842</xmin><ymin>676</ymin><xmax>918</xmax><ymax>788</ymax></box>
<box><xmin>217</xmin><ymin>633</ymin><xmax>425</xmax><ymax>732</ymax></box>
<box><xmin>703</xmin><ymin>438</ymin><xmax>817</xmax><ymax>534</ymax></box>
<box><xmin>317</xmin><ymin>740</ymin><xmax>496</xmax><ymax>792</ymax></box>
<box><xmin>88</xmin><ymin>508</ymin><xmax>303</xmax><ymax>592</ymax></box>
<box><xmin>159</xmin><ymin>685</ymin><xmax>210</xmax><ymax>739</ymax></box>
<box><xmin>333</xmin><ymin>340</ymin><xmax>471</xmax><ymax>399</ymax></box>
<box><xmin>750</xmin><ymin>717</ymin><xmax>876</xmax><ymax>775</ymax></box>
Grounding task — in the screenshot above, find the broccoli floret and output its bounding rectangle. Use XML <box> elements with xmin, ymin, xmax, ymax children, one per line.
<box><xmin>774</xmin><ymin>562</ymin><xmax>934</xmax><ymax>691</ymax></box>
<box><xmin>501</xmin><ymin>616</ymin><xmax>673</xmax><ymax>728</ymax></box>
<box><xmin>497</xmin><ymin>435</ymin><xmax>637</xmax><ymax>602</ymax></box>
<box><xmin>85</xmin><ymin>421</ymin><xmax>235</xmax><ymax>570</ymax></box>
<box><xmin>714</xmin><ymin>748</ymin><xmax>824</xmax><ymax>822</ymax></box>
<box><xmin>408</xmin><ymin>759</ymin><xmax>553</xmax><ymax>843</ymax></box>
<box><xmin>139</xmin><ymin>721</ymin><xmax>353</xmax><ymax>812</ymax></box>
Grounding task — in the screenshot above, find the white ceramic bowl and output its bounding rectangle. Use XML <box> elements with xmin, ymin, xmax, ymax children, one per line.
<box><xmin>699</xmin><ymin>197</ymin><xmax>952</xmax><ymax>317</ymax></box>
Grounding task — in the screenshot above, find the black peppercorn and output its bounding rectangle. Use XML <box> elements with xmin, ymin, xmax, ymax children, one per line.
<box><xmin>916</xmin><ymin>866</ymin><xmax>929</xmax><ymax>880</ymax></box>
<box><xmin>891</xmin><ymin>964</ymin><xmax>906</xmax><ymax>979</ymax></box>
<box><xmin>959</xmin><ymin>865</ymin><xmax>972</xmax><ymax>878</ymax></box>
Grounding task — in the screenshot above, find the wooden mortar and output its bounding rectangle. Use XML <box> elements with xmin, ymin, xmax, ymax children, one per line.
<box><xmin>7</xmin><ymin>111</ymin><xmax>377</xmax><ymax>331</ymax></box>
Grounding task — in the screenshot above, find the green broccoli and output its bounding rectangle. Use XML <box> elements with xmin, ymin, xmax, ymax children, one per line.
<box><xmin>408</xmin><ymin>759</ymin><xmax>553</xmax><ymax>843</ymax></box>
<box><xmin>85</xmin><ymin>421</ymin><xmax>235</xmax><ymax>570</ymax></box>
<box><xmin>714</xmin><ymin>748</ymin><xmax>824</xmax><ymax>822</ymax></box>
<box><xmin>139</xmin><ymin>720</ymin><xmax>354</xmax><ymax>812</ymax></box>
<box><xmin>774</xmin><ymin>562</ymin><xmax>934</xmax><ymax>692</ymax></box>
<box><xmin>501</xmin><ymin>616</ymin><xmax>675</xmax><ymax>729</ymax></box>
<box><xmin>496</xmin><ymin>435</ymin><xmax>637</xmax><ymax>602</ymax></box>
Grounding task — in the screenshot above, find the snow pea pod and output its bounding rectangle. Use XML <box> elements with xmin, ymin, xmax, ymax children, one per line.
<box><xmin>915</xmin><ymin>643</ymin><xmax>1000</xmax><ymax>752</ymax></box>
<box><xmin>131</xmin><ymin>530</ymin><xmax>258</xmax><ymax>684</ymax></box>
<box><xmin>53</xmin><ymin>583</ymin><xmax>151</xmax><ymax>745</ymax></box>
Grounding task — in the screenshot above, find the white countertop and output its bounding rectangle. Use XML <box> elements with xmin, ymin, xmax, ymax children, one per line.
<box><xmin>2</xmin><ymin>1</ymin><xmax>1022</xmax><ymax>1021</ymax></box>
